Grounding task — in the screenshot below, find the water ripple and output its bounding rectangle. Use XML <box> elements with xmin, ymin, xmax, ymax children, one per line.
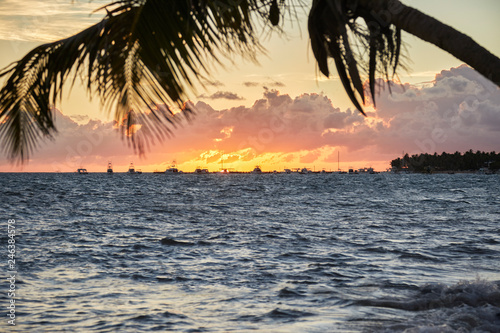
<box><xmin>1</xmin><ymin>173</ymin><xmax>499</xmax><ymax>332</ymax></box>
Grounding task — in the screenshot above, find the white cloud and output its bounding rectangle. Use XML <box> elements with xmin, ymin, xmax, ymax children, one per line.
<box><xmin>373</xmin><ymin>65</ymin><xmax>500</xmax><ymax>154</ymax></box>
<box><xmin>1</xmin><ymin>65</ymin><xmax>498</xmax><ymax>172</ymax></box>
<box><xmin>198</xmin><ymin>91</ymin><xmax>245</xmax><ymax>100</ymax></box>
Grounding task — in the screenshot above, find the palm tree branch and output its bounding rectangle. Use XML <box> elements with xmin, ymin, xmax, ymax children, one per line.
<box><xmin>1</xmin><ymin>0</ymin><xmax>278</xmax><ymax>161</ymax></box>
<box><xmin>308</xmin><ymin>0</ymin><xmax>405</xmax><ymax>114</ymax></box>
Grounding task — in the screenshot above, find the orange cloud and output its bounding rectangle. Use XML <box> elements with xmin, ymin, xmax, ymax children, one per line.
<box><xmin>2</xmin><ymin>65</ymin><xmax>498</xmax><ymax>173</ymax></box>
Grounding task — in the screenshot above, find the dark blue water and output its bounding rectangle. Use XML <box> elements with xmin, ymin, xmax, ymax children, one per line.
<box><xmin>1</xmin><ymin>173</ymin><xmax>499</xmax><ymax>332</ymax></box>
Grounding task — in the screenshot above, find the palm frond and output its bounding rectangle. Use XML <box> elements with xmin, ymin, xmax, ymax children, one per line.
<box><xmin>308</xmin><ymin>0</ymin><xmax>405</xmax><ymax>114</ymax></box>
<box><xmin>1</xmin><ymin>0</ymin><xmax>302</xmax><ymax>162</ymax></box>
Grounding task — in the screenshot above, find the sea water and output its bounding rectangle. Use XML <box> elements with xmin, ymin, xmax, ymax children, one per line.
<box><xmin>0</xmin><ymin>173</ymin><xmax>499</xmax><ymax>332</ymax></box>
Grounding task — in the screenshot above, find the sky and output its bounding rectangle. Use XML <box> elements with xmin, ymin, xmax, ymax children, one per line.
<box><xmin>0</xmin><ymin>0</ymin><xmax>499</xmax><ymax>172</ymax></box>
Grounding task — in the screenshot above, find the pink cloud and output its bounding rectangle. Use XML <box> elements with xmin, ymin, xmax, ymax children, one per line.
<box><xmin>300</xmin><ymin>150</ymin><xmax>322</xmax><ymax>163</ymax></box>
<box><xmin>1</xmin><ymin>65</ymin><xmax>498</xmax><ymax>172</ymax></box>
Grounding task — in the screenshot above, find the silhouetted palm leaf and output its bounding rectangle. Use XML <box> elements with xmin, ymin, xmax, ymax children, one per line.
<box><xmin>308</xmin><ymin>0</ymin><xmax>404</xmax><ymax>115</ymax></box>
<box><xmin>0</xmin><ymin>0</ymin><xmax>296</xmax><ymax>162</ymax></box>
<box><xmin>308</xmin><ymin>0</ymin><xmax>500</xmax><ymax>115</ymax></box>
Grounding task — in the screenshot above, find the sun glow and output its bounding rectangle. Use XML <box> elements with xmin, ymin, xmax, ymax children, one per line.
<box><xmin>165</xmin><ymin>146</ymin><xmax>391</xmax><ymax>174</ymax></box>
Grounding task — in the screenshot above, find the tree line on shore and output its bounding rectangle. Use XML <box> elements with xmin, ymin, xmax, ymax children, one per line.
<box><xmin>390</xmin><ymin>150</ymin><xmax>500</xmax><ymax>173</ymax></box>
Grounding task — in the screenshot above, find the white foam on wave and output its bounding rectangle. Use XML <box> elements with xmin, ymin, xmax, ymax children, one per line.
<box><xmin>363</xmin><ymin>278</ymin><xmax>500</xmax><ymax>332</ymax></box>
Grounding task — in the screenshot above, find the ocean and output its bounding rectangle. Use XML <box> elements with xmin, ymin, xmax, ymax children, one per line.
<box><xmin>1</xmin><ymin>173</ymin><xmax>499</xmax><ymax>332</ymax></box>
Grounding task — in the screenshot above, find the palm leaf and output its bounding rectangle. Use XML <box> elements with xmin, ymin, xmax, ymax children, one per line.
<box><xmin>1</xmin><ymin>0</ymin><xmax>302</xmax><ymax>162</ymax></box>
<box><xmin>308</xmin><ymin>0</ymin><xmax>404</xmax><ymax>114</ymax></box>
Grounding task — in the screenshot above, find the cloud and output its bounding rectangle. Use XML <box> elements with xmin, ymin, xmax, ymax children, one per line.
<box><xmin>201</xmin><ymin>80</ymin><xmax>225</xmax><ymax>87</ymax></box>
<box><xmin>364</xmin><ymin>65</ymin><xmax>500</xmax><ymax>155</ymax></box>
<box><xmin>243</xmin><ymin>80</ymin><xmax>286</xmax><ymax>88</ymax></box>
<box><xmin>243</xmin><ymin>81</ymin><xmax>260</xmax><ymax>87</ymax></box>
<box><xmin>69</xmin><ymin>115</ymin><xmax>90</xmax><ymax>123</ymax></box>
<box><xmin>198</xmin><ymin>91</ymin><xmax>245</xmax><ymax>100</ymax></box>
<box><xmin>2</xmin><ymin>65</ymin><xmax>498</xmax><ymax>172</ymax></box>
<box><xmin>160</xmin><ymin>89</ymin><xmax>371</xmax><ymax>159</ymax></box>
<box><xmin>186</xmin><ymin>66</ymin><xmax>499</xmax><ymax>165</ymax></box>
<box><xmin>300</xmin><ymin>150</ymin><xmax>322</xmax><ymax>163</ymax></box>
<box><xmin>0</xmin><ymin>108</ymin><xmax>140</xmax><ymax>172</ymax></box>
<box><xmin>223</xmin><ymin>154</ymin><xmax>241</xmax><ymax>164</ymax></box>
<box><xmin>267</xmin><ymin>81</ymin><xmax>286</xmax><ymax>88</ymax></box>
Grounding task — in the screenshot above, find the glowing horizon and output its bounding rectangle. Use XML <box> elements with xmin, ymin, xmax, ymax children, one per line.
<box><xmin>1</xmin><ymin>1</ymin><xmax>499</xmax><ymax>172</ymax></box>
<box><xmin>2</xmin><ymin>65</ymin><xmax>499</xmax><ymax>174</ymax></box>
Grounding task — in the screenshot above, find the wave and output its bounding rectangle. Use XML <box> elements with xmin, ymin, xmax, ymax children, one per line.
<box><xmin>356</xmin><ymin>278</ymin><xmax>500</xmax><ymax>332</ymax></box>
<box><xmin>278</xmin><ymin>286</ymin><xmax>306</xmax><ymax>298</ymax></box>
<box><xmin>159</xmin><ymin>237</ymin><xmax>195</xmax><ymax>246</ymax></box>
<box><xmin>358</xmin><ymin>278</ymin><xmax>500</xmax><ymax>310</ymax></box>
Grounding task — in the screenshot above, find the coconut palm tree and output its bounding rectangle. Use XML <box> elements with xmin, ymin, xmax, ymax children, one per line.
<box><xmin>1</xmin><ymin>0</ymin><xmax>499</xmax><ymax>162</ymax></box>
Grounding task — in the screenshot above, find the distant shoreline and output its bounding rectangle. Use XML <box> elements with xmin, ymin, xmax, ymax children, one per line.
<box><xmin>0</xmin><ymin>171</ymin><xmax>497</xmax><ymax>174</ymax></box>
